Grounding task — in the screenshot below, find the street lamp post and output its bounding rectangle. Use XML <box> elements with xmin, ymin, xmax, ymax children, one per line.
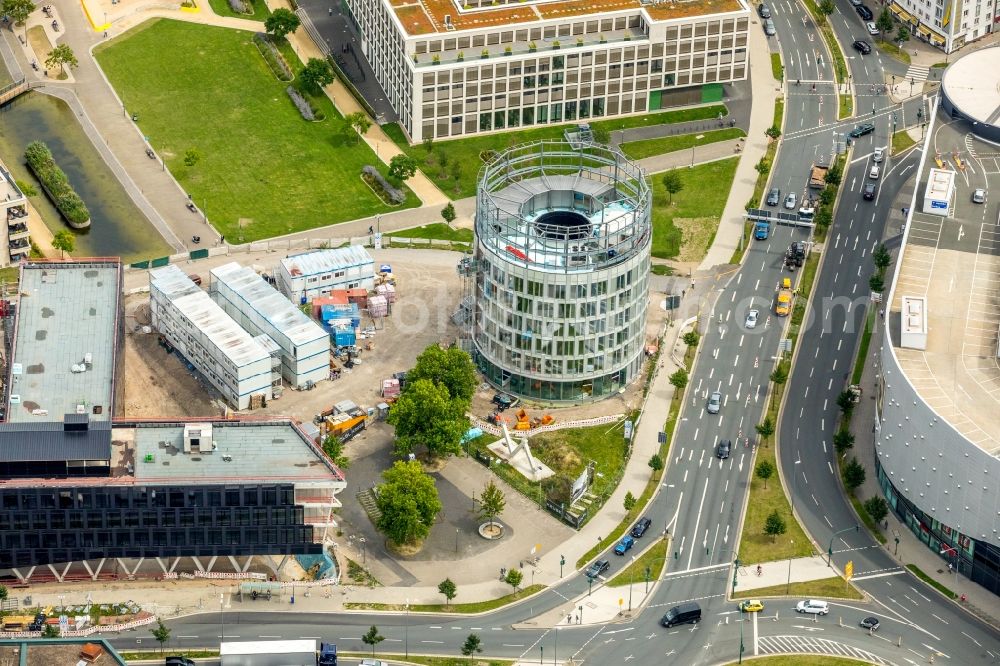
<box><xmin>220</xmin><ymin>593</ymin><xmax>225</xmax><ymax>643</ymax></box>
<box><xmin>554</xmin><ymin>626</ymin><xmax>558</xmax><ymax>665</ymax></box>
<box><xmin>627</xmin><ymin>555</ymin><xmax>636</xmax><ymax>611</ymax></box>
<box><xmin>827</xmin><ymin>525</ymin><xmax>860</xmax><ymax>566</ymax></box>
<box><xmin>359</xmin><ymin>536</ymin><xmax>367</xmax><ymax>564</ymax></box>
<box><xmin>455</xmin><ymin>527</ymin><xmax>459</xmax><ymax>554</ymax></box>
<box><xmin>786</xmin><ymin>541</ymin><xmax>794</xmax><ymax>594</ymax></box>
<box><xmin>791</xmin><ymin>456</ymin><xmax>801</xmax><ymax>514</ymax></box>
<box><xmin>578</xmin><ymin>604</ymin><xmax>584</xmax><ymax>624</ymax></box>
<box><xmin>644</xmin><ymin>565</ymin><xmax>651</xmax><ymax>594</ymax></box>
<box><xmin>560</xmin><ymin>554</ymin><xmax>565</xmax><ymax>578</ymax></box>
<box><xmin>690</xmin><ymin>134</ymin><xmax>704</xmax><ymax>168</ymax></box>
<box><xmin>404</xmin><ymin>598</ymin><xmax>410</xmax><ymax>658</ymax></box>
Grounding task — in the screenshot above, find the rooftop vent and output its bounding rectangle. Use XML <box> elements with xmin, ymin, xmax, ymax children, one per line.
<box><xmin>183</xmin><ymin>422</ymin><xmax>214</xmax><ymax>453</ymax></box>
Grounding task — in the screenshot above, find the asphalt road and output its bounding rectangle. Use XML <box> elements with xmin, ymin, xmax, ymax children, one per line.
<box><xmin>113</xmin><ymin>5</ymin><xmax>1000</xmax><ymax>665</ymax></box>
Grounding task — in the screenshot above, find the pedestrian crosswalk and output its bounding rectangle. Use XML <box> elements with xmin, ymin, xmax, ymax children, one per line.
<box><xmin>757</xmin><ymin>635</ymin><xmax>894</xmax><ymax>665</ymax></box>
<box><xmin>903</xmin><ymin>64</ymin><xmax>930</xmax><ymax>85</ymax></box>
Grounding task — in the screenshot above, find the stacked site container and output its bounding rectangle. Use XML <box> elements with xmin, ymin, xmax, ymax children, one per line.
<box><xmin>278</xmin><ymin>246</ymin><xmax>375</xmax><ymax>304</ymax></box>
<box><xmin>150</xmin><ymin>265</ymin><xmax>272</xmax><ymax>410</ymax></box>
<box><xmin>210</xmin><ymin>262</ymin><xmax>329</xmax><ymax>389</ymax></box>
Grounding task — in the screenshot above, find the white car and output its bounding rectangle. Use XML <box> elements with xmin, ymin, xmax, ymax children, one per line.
<box><xmin>796</xmin><ymin>599</ymin><xmax>830</xmax><ymax>615</ymax></box>
<box><xmin>869</xmin><ymin>165</ymin><xmax>880</xmax><ymax>180</ymax></box>
<box><xmin>707</xmin><ymin>391</ymin><xmax>722</xmax><ymax>414</ymax></box>
<box><xmin>873</xmin><ymin>147</ymin><xmax>884</xmax><ymax>163</ymax></box>
<box><xmin>866</xmin><ymin>21</ymin><xmax>879</xmax><ymax>35</ymax></box>
<box><xmin>745</xmin><ymin>309</ymin><xmax>759</xmax><ymax>329</ymax></box>
<box><xmin>972</xmin><ymin>188</ymin><xmax>986</xmax><ymax>203</ymax></box>
<box><xmin>784</xmin><ymin>192</ymin><xmax>797</xmax><ymax>210</ymax></box>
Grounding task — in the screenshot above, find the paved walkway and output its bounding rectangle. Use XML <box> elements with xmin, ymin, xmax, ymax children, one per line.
<box><xmin>699</xmin><ymin>22</ymin><xmax>780</xmax><ymax>270</ymax></box>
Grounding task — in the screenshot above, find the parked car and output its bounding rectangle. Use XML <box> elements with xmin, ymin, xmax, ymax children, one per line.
<box><xmin>492</xmin><ymin>393</ymin><xmax>519</xmax><ymax>411</ymax></box>
<box><xmin>716</xmin><ymin>439</ymin><xmax>732</xmax><ymax>460</ymax></box>
<box><xmin>631</xmin><ymin>517</ymin><xmax>652</xmax><ymax>538</ymax></box>
<box><xmin>661</xmin><ymin>602</ymin><xmax>702</xmax><ymax>627</ymax></box>
<box><xmin>973</xmin><ymin>188</ymin><xmax>986</xmax><ymax>203</ymax></box>
<box><xmin>849</xmin><ymin>0</ymin><xmax>863</xmax><ymax>5</ymax></box>
<box><xmin>853</xmin><ymin>40</ymin><xmax>872</xmax><ymax>54</ymax></box>
<box><xmin>745</xmin><ymin>309</ymin><xmax>759</xmax><ymax>329</ymax></box>
<box><xmin>796</xmin><ymin>599</ymin><xmax>830</xmax><ymax>615</ymax></box>
<box><xmin>758</xmin><ymin>3</ymin><xmax>771</xmax><ymax>18</ymax></box>
<box><xmin>707</xmin><ymin>391</ymin><xmax>722</xmax><ymax>414</ymax></box>
<box><xmin>866</xmin><ymin>21</ymin><xmax>879</xmax><ymax>35</ymax></box>
<box><xmin>863</xmin><ymin>182</ymin><xmax>877</xmax><ymax>201</ymax></box>
<box><xmin>165</xmin><ymin>658</ymin><xmax>195</xmax><ymax>666</ymax></box>
<box><xmin>784</xmin><ymin>192</ymin><xmax>797</xmax><ymax>210</ymax></box>
<box><xmin>764</xmin><ymin>18</ymin><xmax>776</xmax><ymax>35</ymax></box>
<box><xmin>873</xmin><ymin>147</ymin><xmax>885</xmax><ymax>163</ymax></box>
<box><xmin>766</xmin><ymin>187</ymin><xmax>781</xmax><ymax>206</ymax></box>
<box><xmin>740</xmin><ymin>599</ymin><xmax>765</xmax><ymax>613</ymax></box>
<box><xmin>585</xmin><ymin>559</ymin><xmax>610</xmax><ymax>578</ymax></box>
<box><xmin>614</xmin><ymin>534</ymin><xmax>635</xmax><ymax>555</ymax></box>
<box><xmin>856</xmin><ymin>4</ymin><xmax>873</xmax><ymax>20</ymax></box>
<box><xmin>849</xmin><ymin>122</ymin><xmax>875</xmax><ymax>138</ymax></box>
<box><xmin>361</xmin><ymin>660</ymin><xmax>387</xmax><ymax>666</ymax></box>
<box><xmin>860</xmin><ymin>616</ymin><xmax>881</xmax><ymax>631</ymax></box>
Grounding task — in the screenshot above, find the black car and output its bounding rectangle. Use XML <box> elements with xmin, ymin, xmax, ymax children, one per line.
<box><xmin>860</xmin><ymin>616</ymin><xmax>881</xmax><ymax>631</ymax></box>
<box><xmin>716</xmin><ymin>439</ymin><xmax>732</xmax><ymax>460</ymax></box>
<box><xmin>166</xmin><ymin>658</ymin><xmax>196</xmax><ymax>666</ymax></box>
<box><xmin>853</xmin><ymin>39</ymin><xmax>872</xmax><ymax>54</ymax></box>
<box><xmin>758</xmin><ymin>3</ymin><xmax>771</xmax><ymax>18</ymax></box>
<box><xmin>492</xmin><ymin>393</ymin><xmax>518</xmax><ymax>411</ymax></box>
<box><xmin>863</xmin><ymin>182</ymin><xmax>877</xmax><ymax>200</ymax></box>
<box><xmin>585</xmin><ymin>559</ymin><xmax>611</xmax><ymax>579</ymax></box>
<box><xmin>856</xmin><ymin>4</ymin><xmax>873</xmax><ymax>20</ymax></box>
<box><xmin>631</xmin><ymin>517</ymin><xmax>652</xmax><ymax>538</ymax></box>
<box><xmin>849</xmin><ymin>123</ymin><xmax>876</xmax><ymax>138</ymax></box>
<box><xmin>766</xmin><ymin>187</ymin><xmax>781</xmax><ymax>206</ymax></box>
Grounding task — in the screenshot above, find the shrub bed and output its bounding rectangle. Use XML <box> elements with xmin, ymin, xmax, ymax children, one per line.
<box><xmin>23</xmin><ymin>141</ymin><xmax>90</xmax><ymax>228</ymax></box>
<box><xmin>361</xmin><ymin>165</ymin><xmax>405</xmax><ymax>205</ymax></box>
<box><xmin>286</xmin><ymin>85</ymin><xmax>315</xmax><ymax>120</ymax></box>
<box><xmin>254</xmin><ymin>33</ymin><xmax>292</xmax><ymax>81</ymax></box>
<box><xmin>228</xmin><ymin>0</ymin><xmax>251</xmax><ymax>13</ymax></box>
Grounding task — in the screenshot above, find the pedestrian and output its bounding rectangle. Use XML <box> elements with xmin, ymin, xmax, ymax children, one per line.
<box><xmin>43</xmin><ymin>70</ymin><xmax>47</xmax><ymax>77</ymax></box>
<box><xmin>220</xmin><ymin>234</ymin><xmax>225</xmax><ymax>244</ymax></box>
<box><xmin>948</xmin><ymin>562</ymin><xmax>953</xmax><ymax>573</ymax></box>
<box><xmin>328</xmin><ymin>7</ymin><xmax>333</xmax><ymax>14</ymax></box>
<box><xmin>103</xmin><ymin>31</ymin><xmax>108</xmax><ymax>38</ymax></box>
<box><xmin>368</xmin><ymin>225</ymin><xmax>374</xmax><ymax>235</ymax></box>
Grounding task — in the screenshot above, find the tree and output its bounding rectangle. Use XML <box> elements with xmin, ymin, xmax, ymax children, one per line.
<box><xmin>362</xmin><ymin>625</ymin><xmax>385</xmax><ymax>658</ymax></box>
<box><xmin>896</xmin><ymin>25</ymin><xmax>910</xmax><ymax>43</ymax></box>
<box><xmin>869</xmin><ymin>274</ymin><xmax>884</xmax><ymax>293</ymax></box>
<box><xmin>449</xmin><ymin>161</ymin><xmax>463</xmax><ymax>191</ymax></box>
<box><xmin>264</xmin><ymin>7</ymin><xmax>300</xmax><ymax>40</ymax></box>
<box><xmin>824</xmin><ymin>162</ymin><xmax>843</xmax><ymax>186</ymax></box>
<box><xmin>299</xmin><ymin>57</ymin><xmax>335</xmax><ymax>94</ymax></box>
<box><xmin>844</xmin><ymin>457</ymin><xmax>866</xmax><ymax>490</ymax></box>
<box><xmin>836</xmin><ymin>390</ymin><xmax>856</xmax><ymax>415</ymax></box>
<box><xmin>864</xmin><ymin>496</ymin><xmax>889</xmax><ymax>525</ymax></box>
<box><xmin>755</xmin><ymin>460</ymin><xmax>774</xmax><ymax>488</ymax></box>
<box><xmin>770</xmin><ymin>365</ymin><xmax>788</xmax><ymax>385</ymax></box>
<box><xmin>755</xmin><ymin>158</ymin><xmax>771</xmax><ymax>176</ymax></box>
<box><xmin>755</xmin><ymin>417</ymin><xmax>775</xmax><ymax>444</ymax></box>
<box><xmin>765</xmin><ymin>125</ymin><xmax>781</xmax><ymax>140</ymax></box>
<box><xmin>45</xmin><ymin>43</ymin><xmax>78</xmax><ymax>76</ymax></box>
<box><xmin>817</xmin><ymin>0</ymin><xmax>835</xmax><ymax>24</ymax></box>
<box><xmin>661</xmin><ymin>171</ymin><xmax>684</xmax><ymax>203</ymax></box>
<box><xmin>183</xmin><ymin>148</ymin><xmax>201</xmax><ymax>167</ymax></box>
<box><xmin>1</xmin><ymin>0</ymin><xmax>35</xmax><ymax>26</ymax></box>
<box><xmin>0</xmin><ymin>585</ymin><xmax>7</xmax><ymax>602</ymax></box>
<box><xmin>872</xmin><ymin>243</ymin><xmax>891</xmax><ymax>272</ymax></box>
<box><xmin>406</xmin><ymin>345</ymin><xmax>477</xmax><ymax>406</ymax></box>
<box><xmin>504</xmin><ymin>568</ymin><xmax>523</xmax><ymax>593</ymax></box>
<box><xmin>814</xmin><ymin>208</ymin><xmax>833</xmax><ymax>230</ymax></box>
<box><xmin>51</xmin><ymin>229</ymin><xmax>75</xmax><ymax>259</ymax></box>
<box><xmin>478</xmin><ymin>479</ymin><xmax>506</xmax><ymax>529</ymax></box>
<box><xmin>461</xmin><ymin>633</ymin><xmax>483</xmax><ymax>662</ymax></box>
<box><xmin>623</xmin><ymin>490</ymin><xmax>636</xmax><ymax>513</ymax></box>
<box><xmin>591</xmin><ymin>126</ymin><xmax>611</xmax><ymax>146</ymax></box>
<box><xmin>423</xmin><ymin>136</ymin><xmax>435</xmax><ymax>153</ymax></box>
<box><xmin>764</xmin><ymin>509</ymin><xmax>787</xmax><ymax>542</ymax></box>
<box><xmin>648</xmin><ymin>453</ymin><xmax>664</xmax><ymax>474</ymax></box>
<box><xmin>388</xmin><ymin>154</ymin><xmax>418</xmax><ymax>183</ymax></box>
<box><xmin>343</xmin><ymin>111</ymin><xmax>372</xmax><ymax>145</ymax></box>
<box><xmin>833</xmin><ymin>429</ymin><xmax>855</xmax><ymax>454</ymax></box>
<box><xmin>374</xmin><ymin>460</ymin><xmax>443</xmax><ymax>546</ymax></box>
<box><xmin>42</xmin><ymin>624</ymin><xmax>60</xmax><ymax>638</ymax></box>
<box><xmin>669</xmin><ymin>368</ymin><xmax>688</xmax><ymax>390</ymax></box>
<box><xmin>387</xmin><ymin>378</ymin><xmax>467</xmax><ymax>459</ymax></box>
<box><xmin>321</xmin><ymin>434</ymin><xmax>349</xmax><ymax>469</ymax></box>
<box><xmin>876</xmin><ymin>8</ymin><xmax>894</xmax><ymax>40</ymax></box>
<box><xmin>438</xmin><ymin>578</ymin><xmax>458</xmax><ymax>607</ymax></box>
<box><xmin>151</xmin><ymin>619</ymin><xmax>171</xmax><ymax>654</ymax></box>
<box><xmin>682</xmin><ymin>330</ymin><xmax>699</xmax><ymax>347</ymax></box>
<box><xmin>441</xmin><ymin>202</ymin><xmax>457</xmax><ymax>225</ymax></box>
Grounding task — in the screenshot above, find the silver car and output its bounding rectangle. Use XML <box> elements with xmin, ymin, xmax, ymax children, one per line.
<box><xmin>707</xmin><ymin>391</ymin><xmax>722</xmax><ymax>414</ymax></box>
<box><xmin>745</xmin><ymin>309</ymin><xmax>759</xmax><ymax>329</ymax></box>
<box><xmin>784</xmin><ymin>192</ymin><xmax>797</xmax><ymax>209</ymax></box>
<box><xmin>973</xmin><ymin>188</ymin><xmax>986</xmax><ymax>203</ymax></box>
<box><xmin>764</xmin><ymin>19</ymin><xmax>776</xmax><ymax>35</ymax></box>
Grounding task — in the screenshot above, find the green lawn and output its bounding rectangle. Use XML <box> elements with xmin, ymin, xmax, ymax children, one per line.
<box><xmin>650</xmin><ymin>264</ymin><xmax>673</xmax><ymax>276</ymax></box>
<box><xmin>120</xmin><ymin>650</ymin><xmax>219</xmax><ymax>661</ymax></box>
<box><xmin>906</xmin><ymin>564</ymin><xmax>957</xmax><ymax>599</ymax></box>
<box><xmin>651</xmin><ymin>158</ymin><xmax>738</xmax><ymax>259</ymax></box>
<box><xmin>875</xmin><ymin>39</ymin><xmax>911</xmax><ymax>64</ymax></box>
<box><xmin>387</xmin><ymin>223</ymin><xmax>473</xmax><ymax>243</ymax></box>
<box><xmin>723</xmin><ymin>657</ymin><xmax>875</xmax><ymax>666</ymax></box>
<box><xmin>839</xmin><ymin>94</ymin><xmax>853</xmax><ymax>120</ymax></box>
<box><xmin>95</xmin><ymin>19</ymin><xmax>416</xmax><ymax>243</ymax></box>
<box><xmin>733</xmin><ymin>575</ymin><xmax>863</xmax><ymax>600</ymax></box>
<box><xmin>384</xmin><ymin>104</ymin><xmax>728</xmax><ymax>198</ymax></box>
<box><xmin>892</xmin><ymin>130</ymin><xmax>917</xmax><ymax>155</ymax></box>
<box><xmin>342</xmin><ymin>655</ymin><xmax>513</xmax><ymax>666</ymax></box>
<box><xmin>621</xmin><ymin>128</ymin><xmax>745</xmax><ymax>161</ymax></box>
<box><xmin>607</xmin><ymin>538</ymin><xmax>668</xmax><ymax>587</ymax></box>
<box><xmin>771</xmin><ymin>52</ymin><xmax>784</xmax><ymax>82</ymax></box>
<box><xmin>345</xmin><ymin>584</ymin><xmax>546</xmax><ymax>613</ymax></box>
<box><xmin>207</xmin><ymin>0</ymin><xmax>270</xmax><ymax>20</ymax></box>
<box><xmin>750</xmin><ymin>98</ymin><xmax>784</xmax><ymax>208</ymax></box>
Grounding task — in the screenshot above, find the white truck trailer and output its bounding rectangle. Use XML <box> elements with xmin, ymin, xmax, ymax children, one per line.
<box><xmin>220</xmin><ymin>639</ymin><xmax>316</xmax><ymax>666</ymax></box>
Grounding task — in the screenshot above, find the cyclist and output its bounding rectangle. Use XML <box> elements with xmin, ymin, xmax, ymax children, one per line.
<box><xmin>756</xmin><ymin>564</ymin><xmax>763</xmax><ymax>576</ymax></box>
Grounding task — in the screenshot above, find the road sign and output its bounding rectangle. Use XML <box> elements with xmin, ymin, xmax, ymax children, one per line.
<box><xmin>623</xmin><ymin>420</ymin><xmax>633</xmax><ymax>440</ymax></box>
<box><xmin>845</xmin><ymin>560</ymin><xmax>854</xmax><ymax>579</ymax></box>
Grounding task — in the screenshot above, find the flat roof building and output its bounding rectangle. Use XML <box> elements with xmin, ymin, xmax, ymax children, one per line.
<box><xmin>876</xmin><ymin>100</ymin><xmax>1000</xmax><ymax>597</ymax></box>
<box><xmin>345</xmin><ymin>0</ymin><xmax>750</xmax><ymax>142</ymax></box>
<box><xmin>5</xmin><ymin>259</ymin><xmax>123</xmax><ymax>424</ymax></box>
<box><xmin>210</xmin><ymin>262</ymin><xmax>329</xmax><ymax>389</ymax></box>
<box><xmin>150</xmin><ymin>265</ymin><xmax>276</xmax><ymax>410</ymax></box>
<box><xmin>1</xmin><ymin>161</ymin><xmax>31</xmax><ymax>266</ymax></box>
<box><xmin>278</xmin><ymin>246</ymin><xmax>375</xmax><ymax>304</ymax></box>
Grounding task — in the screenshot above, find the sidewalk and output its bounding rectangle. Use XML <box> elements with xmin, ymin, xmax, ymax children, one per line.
<box><xmin>699</xmin><ymin>23</ymin><xmax>780</xmax><ymax>270</ymax></box>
